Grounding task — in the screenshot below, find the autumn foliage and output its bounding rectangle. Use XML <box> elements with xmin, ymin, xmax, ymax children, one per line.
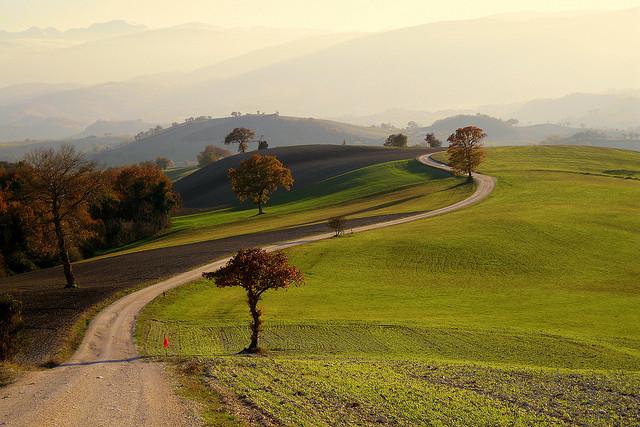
<box><xmin>203</xmin><ymin>248</ymin><xmax>304</xmax><ymax>353</ymax></box>
<box><xmin>446</xmin><ymin>126</ymin><xmax>487</xmax><ymax>179</ymax></box>
<box><xmin>22</xmin><ymin>147</ymin><xmax>106</xmax><ymax>287</ymax></box>
<box><xmin>197</xmin><ymin>145</ymin><xmax>230</xmax><ymax>167</ymax></box>
<box><xmin>92</xmin><ymin>162</ymin><xmax>179</xmax><ymax>248</ymax></box>
<box><xmin>228</xmin><ymin>154</ymin><xmax>293</xmax><ymax>214</ymax></box>
<box><xmin>0</xmin><ymin>147</ymin><xmax>179</xmax><ymax>282</ymax></box>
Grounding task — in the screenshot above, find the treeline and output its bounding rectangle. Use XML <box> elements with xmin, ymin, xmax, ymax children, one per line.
<box><xmin>0</xmin><ymin>146</ymin><xmax>178</xmax><ymax>278</ymax></box>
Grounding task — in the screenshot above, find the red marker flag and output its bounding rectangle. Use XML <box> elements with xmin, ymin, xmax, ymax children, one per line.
<box><xmin>163</xmin><ymin>335</ymin><xmax>169</xmax><ymax>349</ymax></box>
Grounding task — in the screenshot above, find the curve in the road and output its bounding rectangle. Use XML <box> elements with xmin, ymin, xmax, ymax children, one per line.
<box><xmin>0</xmin><ymin>153</ymin><xmax>495</xmax><ymax>427</ymax></box>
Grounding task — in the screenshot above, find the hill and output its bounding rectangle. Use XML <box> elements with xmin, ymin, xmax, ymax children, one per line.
<box><xmin>0</xmin><ymin>135</ymin><xmax>128</xmax><ymax>162</ymax></box>
<box><xmin>175</xmin><ymin>144</ymin><xmax>427</xmax><ymax>209</ymax></box>
<box><xmin>0</xmin><ymin>147</ymin><xmax>466</xmax><ymax>364</ymax></box>
<box><xmin>417</xmin><ymin>114</ymin><xmax>577</xmax><ymax>145</ymax></box>
<box><xmin>487</xmin><ymin>92</ymin><xmax>640</xmax><ymax>129</ymax></box>
<box><xmin>74</xmin><ymin>119</ymin><xmax>161</xmax><ymax>138</ymax></box>
<box><xmin>92</xmin><ymin>116</ymin><xmax>392</xmax><ymax>166</ymax></box>
<box><xmin>0</xmin><ymin>9</ymin><xmax>636</xmax><ymax>139</ymax></box>
<box><xmin>0</xmin><ymin>23</ymin><xmax>333</xmax><ymax>87</ymax></box>
<box><xmin>138</xmin><ymin>146</ymin><xmax>640</xmax><ymax>425</ymax></box>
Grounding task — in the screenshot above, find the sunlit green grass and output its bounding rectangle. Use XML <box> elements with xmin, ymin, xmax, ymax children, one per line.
<box><xmin>100</xmin><ymin>159</ymin><xmax>472</xmax><ymax>256</ymax></box>
<box><xmin>138</xmin><ymin>146</ymin><xmax>640</xmax><ymax>425</ymax></box>
<box><xmin>139</xmin><ymin>146</ymin><xmax>640</xmax><ymax>363</ymax></box>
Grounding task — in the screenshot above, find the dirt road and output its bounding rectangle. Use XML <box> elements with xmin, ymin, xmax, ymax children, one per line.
<box><xmin>0</xmin><ymin>153</ymin><xmax>495</xmax><ymax>426</ymax></box>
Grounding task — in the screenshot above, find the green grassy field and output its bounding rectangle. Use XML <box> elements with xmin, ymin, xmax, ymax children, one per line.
<box><xmin>103</xmin><ymin>159</ymin><xmax>472</xmax><ymax>256</ymax></box>
<box><xmin>137</xmin><ymin>146</ymin><xmax>640</xmax><ymax>426</ymax></box>
<box><xmin>164</xmin><ymin>165</ymin><xmax>200</xmax><ymax>182</ymax></box>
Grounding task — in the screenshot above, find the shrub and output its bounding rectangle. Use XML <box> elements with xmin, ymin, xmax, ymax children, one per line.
<box><xmin>328</xmin><ymin>216</ymin><xmax>347</xmax><ymax>236</ymax></box>
<box><xmin>0</xmin><ymin>294</ymin><xmax>23</xmax><ymax>361</ymax></box>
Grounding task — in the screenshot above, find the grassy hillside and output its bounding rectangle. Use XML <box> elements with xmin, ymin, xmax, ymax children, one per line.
<box><xmin>106</xmin><ymin>153</ymin><xmax>471</xmax><ymax>255</ymax></box>
<box><xmin>176</xmin><ymin>145</ymin><xmax>428</xmax><ymax>208</ymax></box>
<box><xmin>92</xmin><ymin>116</ymin><xmax>392</xmax><ymax>166</ymax></box>
<box><xmin>138</xmin><ymin>146</ymin><xmax>640</xmax><ymax>425</ymax></box>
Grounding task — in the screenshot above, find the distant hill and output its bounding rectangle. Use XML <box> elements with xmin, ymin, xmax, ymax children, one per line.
<box><xmin>542</xmin><ymin>131</ymin><xmax>640</xmax><ymax>152</ymax></box>
<box><xmin>92</xmin><ymin>115</ymin><xmax>391</xmax><ymax>166</ymax></box>
<box><xmin>484</xmin><ymin>92</ymin><xmax>640</xmax><ymax>129</ymax></box>
<box><xmin>75</xmin><ymin>119</ymin><xmax>161</xmax><ymax>138</ymax></box>
<box><xmin>175</xmin><ymin>144</ymin><xmax>429</xmax><ymax>209</ymax></box>
<box><xmin>0</xmin><ymin>135</ymin><xmax>128</xmax><ymax>162</ymax></box>
<box><xmin>0</xmin><ymin>23</ymin><xmax>334</xmax><ymax>87</ymax></box>
<box><xmin>418</xmin><ymin>114</ymin><xmax>577</xmax><ymax>145</ymax></box>
<box><xmin>0</xmin><ymin>115</ymin><xmax>85</xmax><ymax>141</ymax></box>
<box><xmin>1</xmin><ymin>9</ymin><xmax>636</xmax><ymax>136</ymax></box>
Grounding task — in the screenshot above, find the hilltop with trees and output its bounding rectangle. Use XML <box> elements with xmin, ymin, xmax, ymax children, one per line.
<box><xmin>91</xmin><ymin>114</ymin><xmax>391</xmax><ymax>166</ymax></box>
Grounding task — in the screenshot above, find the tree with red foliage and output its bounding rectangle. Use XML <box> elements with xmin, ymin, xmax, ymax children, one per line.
<box><xmin>203</xmin><ymin>248</ymin><xmax>304</xmax><ymax>353</ymax></box>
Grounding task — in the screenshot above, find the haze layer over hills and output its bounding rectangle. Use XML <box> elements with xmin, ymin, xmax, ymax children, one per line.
<box><xmin>0</xmin><ymin>9</ymin><xmax>637</xmax><ymax>142</ymax></box>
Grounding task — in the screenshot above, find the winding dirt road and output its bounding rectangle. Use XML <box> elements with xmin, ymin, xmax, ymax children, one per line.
<box><xmin>0</xmin><ymin>153</ymin><xmax>495</xmax><ymax>426</ymax></box>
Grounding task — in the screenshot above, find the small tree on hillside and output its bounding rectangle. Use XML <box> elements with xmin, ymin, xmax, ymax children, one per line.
<box><xmin>384</xmin><ymin>133</ymin><xmax>408</xmax><ymax>148</ymax></box>
<box><xmin>447</xmin><ymin>126</ymin><xmax>487</xmax><ymax>180</ymax></box>
<box><xmin>155</xmin><ymin>157</ymin><xmax>173</xmax><ymax>169</ymax></box>
<box><xmin>22</xmin><ymin>146</ymin><xmax>105</xmax><ymax>288</ymax></box>
<box><xmin>0</xmin><ymin>294</ymin><xmax>22</xmax><ymax>361</ymax></box>
<box><xmin>257</xmin><ymin>136</ymin><xmax>269</xmax><ymax>150</ymax></box>
<box><xmin>327</xmin><ymin>216</ymin><xmax>346</xmax><ymax>236</ymax></box>
<box><xmin>197</xmin><ymin>145</ymin><xmax>231</xmax><ymax>167</ymax></box>
<box><xmin>424</xmin><ymin>133</ymin><xmax>442</xmax><ymax>148</ymax></box>
<box><xmin>228</xmin><ymin>154</ymin><xmax>293</xmax><ymax>215</ymax></box>
<box><xmin>203</xmin><ymin>248</ymin><xmax>304</xmax><ymax>353</ymax></box>
<box><xmin>224</xmin><ymin>127</ymin><xmax>256</xmax><ymax>153</ymax></box>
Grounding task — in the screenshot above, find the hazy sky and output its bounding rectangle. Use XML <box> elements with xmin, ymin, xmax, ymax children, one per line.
<box><xmin>1</xmin><ymin>0</ymin><xmax>639</xmax><ymax>32</ymax></box>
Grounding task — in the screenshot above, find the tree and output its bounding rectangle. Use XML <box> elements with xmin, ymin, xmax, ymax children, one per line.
<box><xmin>257</xmin><ymin>136</ymin><xmax>269</xmax><ymax>150</ymax></box>
<box><xmin>0</xmin><ymin>294</ymin><xmax>22</xmax><ymax>361</ymax></box>
<box><xmin>202</xmin><ymin>248</ymin><xmax>304</xmax><ymax>353</ymax></box>
<box><xmin>384</xmin><ymin>133</ymin><xmax>408</xmax><ymax>148</ymax></box>
<box><xmin>154</xmin><ymin>157</ymin><xmax>173</xmax><ymax>169</ymax></box>
<box><xmin>22</xmin><ymin>146</ymin><xmax>105</xmax><ymax>288</ymax></box>
<box><xmin>0</xmin><ymin>162</ymin><xmax>47</xmax><ymax>275</ymax></box>
<box><xmin>93</xmin><ymin>163</ymin><xmax>179</xmax><ymax>248</ymax></box>
<box><xmin>224</xmin><ymin>127</ymin><xmax>255</xmax><ymax>153</ymax></box>
<box><xmin>197</xmin><ymin>145</ymin><xmax>231</xmax><ymax>167</ymax></box>
<box><xmin>424</xmin><ymin>133</ymin><xmax>442</xmax><ymax>148</ymax></box>
<box><xmin>327</xmin><ymin>216</ymin><xmax>346</xmax><ymax>236</ymax></box>
<box><xmin>228</xmin><ymin>154</ymin><xmax>293</xmax><ymax>215</ymax></box>
<box><xmin>446</xmin><ymin>126</ymin><xmax>487</xmax><ymax>180</ymax></box>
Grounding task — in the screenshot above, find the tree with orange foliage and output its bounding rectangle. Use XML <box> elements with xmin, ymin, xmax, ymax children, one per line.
<box><xmin>228</xmin><ymin>154</ymin><xmax>293</xmax><ymax>214</ymax></box>
<box><xmin>95</xmin><ymin>163</ymin><xmax>179</xmax><ymax>248</ymax></box>
<box><xmin>22</xmin><ymin>146</ymin><xmax>105</xmax><ymax>288</ymax></box>
<box><xmin>203</xmin><ymin>248</ymin><xmax>304</xmax><ymax>353</ymax></box>
<box><xmin>446</xmin><ymin>126</ymin><xmax>487</xmax><ymax>180</ymax></box>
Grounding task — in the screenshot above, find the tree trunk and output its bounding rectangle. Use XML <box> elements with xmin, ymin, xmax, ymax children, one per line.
<box><xmin>467</xmin><ymin>168</ymin><xmax>473</xmax><ymax>182</ymax></box>
<box><xmin>246</xmin><ymin>294</ymin><xmax>262</xmax><ymax>353</ymax></box>
<box><xmin>54</xmin><ymin>217</ymin><xmax>77</xmax><ymax>288</ymax></box>
<box><xmin>257</xmin><ymin>201</ymin><xmax>264</xmax><ymax>215</ymax></box>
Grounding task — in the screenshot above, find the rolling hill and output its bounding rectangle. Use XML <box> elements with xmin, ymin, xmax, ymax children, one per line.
<box><xmin>0</xmin><ymin>135</ymin><xmax>129</xmax><ymax>162</ymax></box>
<box><xmin>1</xmin><ymin>9</ymin><xmax>636</xmax><ymax>141</ymax></box>
<box><xmin>92</xmin><ymin>115</ymin><xmax>392</xmax><ymax>166</ymax></box>
<box><xmin>138</xmin><ymin>146</ymin><xmax>640</xmax><ymax>425</ymax></box>
<box><xmin>174</xmin><ymin>144</ymin><xmax>427</xmax><ymax>209</ymax></box>
<box><xmin>417</xmin><ymin>114</ymin><xmax>578</xmax><ymax>145</ymax></box>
